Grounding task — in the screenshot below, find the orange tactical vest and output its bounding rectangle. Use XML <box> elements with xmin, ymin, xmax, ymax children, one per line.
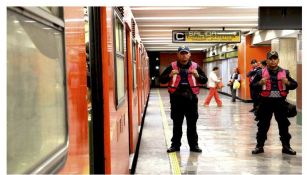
<box><xmin>168</xmin><ymin>61</ymin><xmax>200</xmax><ymax>94</ymax></box>
<box><xmin>260</xmin><ymin>67</ymin><xmax>288</xmax><ymax>97</ymax></box>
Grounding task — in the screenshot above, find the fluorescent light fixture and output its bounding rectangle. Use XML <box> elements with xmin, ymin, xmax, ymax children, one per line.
<box><xmin>142</xmin><ymin>40</ymin><xmax>172</xmax><ymax>43</ymax></box>
<box><xmin>141</xmin><ymin>29</ymin><xmax>172</xmax><ymax>32</ymax></box>
<box><xmin>144</xmin><ymin>45</ymin><xmax>215</xmax><ymax>49</ymax></box>
<box><xmin>141</xmin><ymin>37</ymin><xmax>172</xmax><ymax>40</ymax></box>
<box><xmin>227</xmin><ymin>6</ymin><xmax>258</xmax><ymax>9</ymax></box>
<box><xmin>135</xmin><ymin>16</ymin><xmax>258</xmax><ymax>20</ymax></box>
<box><xmin>131</xmin><ymin>7</ymin><xmax>204</xmax><ymax>10</ymax></box>
<box><xmin>138</xmin><ymin>23</ymin><xmax>258</xmax><ymax>27</ymax></box>
<box><xmin>144</xmin><ymin>43</ymin><xmax>175</xmax><ymax>45</ymax></box>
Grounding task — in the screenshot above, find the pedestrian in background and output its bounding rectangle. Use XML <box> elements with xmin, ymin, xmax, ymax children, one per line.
<box><xmin>204</xmin><ymin>66</ymin><xmax>222</xmax><ymax>107</ymax></box>
<box><xmin>260</xmin><ymin>60</ymin><xmax>267</xmax><ymax>68</ymax></box>
<box><xmin>228</xmin><ymin>67</ymin><xmax>240</xmax><ymax>102</ymax></box>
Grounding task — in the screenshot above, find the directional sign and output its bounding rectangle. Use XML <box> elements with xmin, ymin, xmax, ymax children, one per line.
<box><xmin>172</xmin><ymin>30</ymin><xmax>241</xmax><ymax>43</ymax></box>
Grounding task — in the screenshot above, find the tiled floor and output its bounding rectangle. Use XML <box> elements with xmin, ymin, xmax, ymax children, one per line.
<box><xmin>135</xmin><ymin>88</ymin><xmax>302</xmax><ymax>175</ymax></box>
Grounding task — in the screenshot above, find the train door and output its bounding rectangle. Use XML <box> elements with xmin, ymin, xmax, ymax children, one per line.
<box><xmin>88</xmin><ymin>7</ymin><xmax>105</xmax><ymax>174</ymax></box>
<box><xmin>131</xmin><ymin>40</ymin><xmax>139</xmax><ymax>128</ymax></box>
<box><xmin>125</xmin><ymin>23</ymin><xmax>139</xmax><ymax>155</ymax></box>
<box><xmin>139</xmin><ymin>46</ymin><xmax>144</xmax><ymax>116</ymax></box>
<box><xmin>136</xmin><ymin>43</ymin><xmax>142</xmax><ymax>123</ymax></box>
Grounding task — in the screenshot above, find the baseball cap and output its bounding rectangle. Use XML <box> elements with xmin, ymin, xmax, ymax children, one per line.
<box><xmin>267</xmin><ymin>51</ymin><xmax>279</xmax><ymax>59</ymax></box>
<box><xmin>178</xmin><ymin>45</ymin><xmax>190</xmax><ymax>53</ymax></box>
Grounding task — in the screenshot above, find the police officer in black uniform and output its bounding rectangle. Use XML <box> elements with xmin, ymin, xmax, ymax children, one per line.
<box><xmin>247</xmin><ymin>59</ymin><xmax>261</xmax><ymax>112</ymax></box>
<box><xmin>160</xmin><ymin>46</ymin><xmax>208</xmax><ymax>153</ymax></box>
<box><xmin>251</xmin><ymin>51</ymin><xmax>298</xmax><ymax>155</ymax></box>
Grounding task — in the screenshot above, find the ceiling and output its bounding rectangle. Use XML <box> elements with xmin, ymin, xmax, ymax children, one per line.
<box><xmin>131</xmin><ymin>6</ymin><xmax>259</xmax><ymax>52</ymax></box>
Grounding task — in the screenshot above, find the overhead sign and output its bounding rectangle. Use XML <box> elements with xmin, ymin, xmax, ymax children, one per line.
<box><xmin>172</xmin><ymin>30</ymin><xmax>241</xmax><ymax>43</ymax></box>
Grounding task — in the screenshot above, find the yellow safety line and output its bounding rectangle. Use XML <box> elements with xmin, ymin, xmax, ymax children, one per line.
<box><xmin>158</xmin><ymin>90</ymin><xmax>181</xmax><ymax>175</ymax></box>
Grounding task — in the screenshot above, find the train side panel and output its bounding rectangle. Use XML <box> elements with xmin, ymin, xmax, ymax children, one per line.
<box><xmin>105</xmin><ymin>7</ymin><xmax>130</xmax><ymax>174</ymax></box>
<box><xmin>59</xmin><ymin>7</ymin><xmax>89</xmax><ymax>174</ymax></box>
<box><xmin>137</xmin><ymin>45</ymin><xmax>144</xmax><ymax>121</ymax></box>
<box><xmin>124</xmin><ymin>7</ymin><xmax>140</xmax><ymax>153</ymax></box>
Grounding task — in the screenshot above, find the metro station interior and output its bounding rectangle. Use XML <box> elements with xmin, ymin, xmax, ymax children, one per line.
<box><xmin>6</xmin><ymin>6</ymin><xmax>303</xmax><ymax>175</ymax></box>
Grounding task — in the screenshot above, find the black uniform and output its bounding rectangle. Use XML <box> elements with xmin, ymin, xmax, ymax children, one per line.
<box><xmin>247</xmin><ymin>67</ymin><xmax>262</xmax><ymax>110</ymax></box>
<box><xmin>251</xmin><ymin>67</ymin><xmax>297</xmax><ymax>150</ymax></box>
<box><xmin>160</xmin><ymin>60</ymin><xmax>207</xmax><ymax>149</ymax></box>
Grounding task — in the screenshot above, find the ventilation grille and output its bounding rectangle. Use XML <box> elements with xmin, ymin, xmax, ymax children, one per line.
<box><xmin>131</xmin><ymin>19</ymin><xmax>136</xmax><ymax>38</ymax></box>
<box><xmin>115</xmin><ymin>6</ymin><xmax>124</xmax><ymax>18</ymax></box>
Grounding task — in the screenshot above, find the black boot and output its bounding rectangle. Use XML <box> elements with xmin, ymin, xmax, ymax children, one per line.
<box><xmin>190</xmin><ymin>146</ymin><xmax>202</xmax><ymax>153</ymax></box>
<box><xmin>252</xmin><ymin>141</ymin><xmax>264</xmax><ymax>154</ymax></box>
<box><xmin>167</xmin><ymin>146</ymin><xmax>180</xmax><ymax>153</ymax></box>
<box><xmin>282</xmin><ymin>146</ymin><xmax>296</xmax><ymax>155</ymax></box>
<box><xmin>281</xmin><ymin>140</ymin><xmax>296</xmax><ymax>155</ymax></box>
<box><xmin>252</xmin><ymin>147</ymin><xmax>264</xmax><ymax>154</ymax></box>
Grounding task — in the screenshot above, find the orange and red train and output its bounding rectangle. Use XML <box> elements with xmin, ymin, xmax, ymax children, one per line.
<box><xmin>7</xmin><ymin>6</ymin><xmax>150</xmax><ymax>174</ymax></box>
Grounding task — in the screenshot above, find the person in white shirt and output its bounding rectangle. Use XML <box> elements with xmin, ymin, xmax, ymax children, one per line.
<box><xmin>204</xmin><ymin>67</ymin><xmax>222</xmax><ymax>107</ymax></box>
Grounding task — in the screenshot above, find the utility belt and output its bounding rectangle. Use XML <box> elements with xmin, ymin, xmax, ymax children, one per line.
<box><xmin>172</xmin><ymin>84</ymin><xmax>196</xmax><ymax>100</ymax></box>
<box><xmin>259</xmin><ymin>96</ymin><xmax>286</xmax><ymax>103</ymax></box>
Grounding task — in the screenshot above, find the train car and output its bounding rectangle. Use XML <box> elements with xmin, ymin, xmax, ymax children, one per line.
<box><xmin>7</xmin><ymin>6</ymin><xmax>150</xmax><ymax>174</ymax></box>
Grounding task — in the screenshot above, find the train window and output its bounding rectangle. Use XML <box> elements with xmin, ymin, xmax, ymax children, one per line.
<box><xmin>114</xmin><ymin>8</ymin><xmax>125</xmax><ymax>106</ymax></box>
<box><xmin>40</xmin><ymin>7</ymin><xmax>63</xmax><ymax>18</ymax></box>
<box><xmin>7</xmin><ymin>8</ymin><xmax>67</xmax><ymax>174</ymax></box>
<box><xmin>132</xmin><ymin>40</ymin><xmax>137</xmax><ymax>90</ymax></box>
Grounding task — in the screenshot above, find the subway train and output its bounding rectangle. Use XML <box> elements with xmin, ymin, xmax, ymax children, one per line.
<box><xmin>7</xmin><ymin>7</ymin><xmax>150</xmax><ymax>174</ymax></box>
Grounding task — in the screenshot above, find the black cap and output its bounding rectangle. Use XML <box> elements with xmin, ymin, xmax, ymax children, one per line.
<box><xmin>267</xmin><ymin>51</ymin><xmax>279</xmax><ymax>59</ymax></box>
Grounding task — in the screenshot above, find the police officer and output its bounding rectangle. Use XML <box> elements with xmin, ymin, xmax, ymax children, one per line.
<box><xmin>247</xmin><ymin>59</ymin><xmax>261</xmax><ymax>112</ymax></box>
<box><xmin>251</xmin><ymin>51</ymin><xmax>298</xmax><ymax>155</ymax></box>
<box><xmin>160</xmin><ymin>45</ymin><xmax>208</xmax><ymax>153</ymax></box>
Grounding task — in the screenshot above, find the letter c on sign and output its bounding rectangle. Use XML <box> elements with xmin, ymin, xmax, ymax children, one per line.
<box><xmin>175</xmin><ymin>32</ymin><xmax>184</xmax><ymax>41</ymax></box>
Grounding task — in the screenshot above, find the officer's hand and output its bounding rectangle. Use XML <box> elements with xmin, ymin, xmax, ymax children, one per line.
<box><xmin>259</xmin><ymin>78</ymin><xmax>267</xmax><ymax>85</ymax></box>
<box><xmin>169</xmin><ymin>70</ymin><xmax>179</xmax><ymax>77</ymax></box>
<box><xmin>282</xmin><ymin>77</ymin><xmax>290</xmax><ymax>85</ymax></box>
<box><xmin>191</xmin><ymin>69</ymin><xmax>199</xmax><ymax>78</ymax></box>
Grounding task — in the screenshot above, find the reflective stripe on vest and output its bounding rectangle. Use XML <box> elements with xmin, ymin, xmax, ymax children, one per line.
<box><xmin>168</xmin><ymin>61</ymin><xmax>200</xmax><ymax>94</ymax></box>
<box><xmin>260</xmin><ymin>68</ymin><xmax>287</xmax><ymax>97</ymax></box>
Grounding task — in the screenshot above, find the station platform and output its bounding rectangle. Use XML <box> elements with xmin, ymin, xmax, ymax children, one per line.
<box><xmin>135</xmin><ymin>88</ymin><xmax>302</xmax><ymax>174</ymax></box>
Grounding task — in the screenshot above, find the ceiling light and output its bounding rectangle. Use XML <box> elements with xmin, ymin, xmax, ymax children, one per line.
<box><xmin>227</xmin><ymin>6</ymin><xmax>258</xmax><ymax>9</ymax></box>
<box><xmin>143</xmin><ymin>41</ymin><xmax>174</xmax><ymax>45</ymax></box>
<box><xmin>135</xmin><ymin>16</ymin><xmax>258</xmax><ymax>20</ymax></box>
<box><xmin>140</xmin><ymin>29</ymin><xmax>172</xmax><ymax>32</ymax></box>
<box><xmin>142</xmin><ymin>40</ymin><xmax>172</xmax><ymax>43</ymax></box>
<box><xmin>141</xmin><ymin>37</ymin><xmax>172</xmax><ymax>40</ymax></box>
<box><xmin>138</xmin><ymin>23</ymin><xmax>258</xmax><ymax>27</ymax></box>
<box><xmin>131</xmin><ymin>7</ymin><xmax>204</xmax><ymax>10</ymax></box>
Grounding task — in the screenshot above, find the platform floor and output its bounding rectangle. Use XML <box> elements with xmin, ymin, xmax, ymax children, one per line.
<box><xmin>135</xmin><ymin>88</ymin><xmax>302</xmax><ymax>175</ymax></box>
